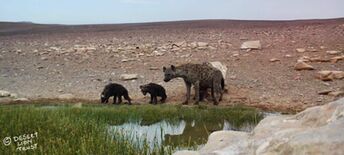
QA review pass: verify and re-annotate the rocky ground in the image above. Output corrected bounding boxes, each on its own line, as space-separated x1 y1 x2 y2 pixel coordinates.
0 19 343 112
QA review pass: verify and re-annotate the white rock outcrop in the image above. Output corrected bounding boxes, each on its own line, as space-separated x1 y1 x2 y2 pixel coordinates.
207 61 228 79
174 98 344 155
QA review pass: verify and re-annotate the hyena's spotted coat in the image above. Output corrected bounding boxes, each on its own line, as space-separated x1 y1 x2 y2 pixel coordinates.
163 63 224 105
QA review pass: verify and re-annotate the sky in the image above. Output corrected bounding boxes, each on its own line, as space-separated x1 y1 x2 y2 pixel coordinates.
0 0 343 25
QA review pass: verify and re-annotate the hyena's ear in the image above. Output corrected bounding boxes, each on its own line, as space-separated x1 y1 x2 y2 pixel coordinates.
171 65 176 71
139 85 143 89
163 66 166 72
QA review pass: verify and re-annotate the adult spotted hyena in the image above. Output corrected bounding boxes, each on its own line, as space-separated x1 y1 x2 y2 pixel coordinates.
163 63 223 105
100 83 131 104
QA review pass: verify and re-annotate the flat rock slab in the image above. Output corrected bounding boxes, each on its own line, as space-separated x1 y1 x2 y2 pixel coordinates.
240 40 262 50
120 74 139 80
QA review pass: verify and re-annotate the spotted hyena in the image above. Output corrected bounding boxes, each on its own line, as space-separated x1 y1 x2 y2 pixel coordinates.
197 62 225 101
140 83 167 104
163 63 224 105
101 83 131 104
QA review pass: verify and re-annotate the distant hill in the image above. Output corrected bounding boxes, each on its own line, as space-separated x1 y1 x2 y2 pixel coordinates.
0 18 343 36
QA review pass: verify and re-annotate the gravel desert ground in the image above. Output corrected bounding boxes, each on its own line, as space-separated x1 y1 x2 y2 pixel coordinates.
0 18 343 112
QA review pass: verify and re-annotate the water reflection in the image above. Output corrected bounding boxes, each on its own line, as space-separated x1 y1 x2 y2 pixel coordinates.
108 119 256 149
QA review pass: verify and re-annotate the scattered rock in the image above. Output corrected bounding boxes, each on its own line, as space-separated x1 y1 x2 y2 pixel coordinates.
10 93 18 98
285 54 292 58
120 74 138 80
269 58 280 62
309 57 331 62
149 67 159 70
197 42 209 47
308 48 318 52
294 61 314 70
240 40 262 50
0 90 11 97
318 90 332 95
189 42 198 48
297 56 310 62
328 91 344 97
41 57 48 61
58 93 75 100
121 58 136 62
296 48 306 53
152 50 164 56
14 98 29 102
331 55 344 63
180 54 191 58
326 50 342 55
37 66 44 70
317 71 344 81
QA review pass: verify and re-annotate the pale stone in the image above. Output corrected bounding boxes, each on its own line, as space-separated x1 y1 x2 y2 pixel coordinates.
197 42 209 47
14 98 29 102
240 40 262 50
58 93 75 100
296 48 306 53
326 50 342 55
0 90 10 97
120 74 138 80
269 58 280 62
294 61 314 70
317 71 344 81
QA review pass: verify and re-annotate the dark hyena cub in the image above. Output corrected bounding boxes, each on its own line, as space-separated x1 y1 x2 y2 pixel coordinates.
140 83 167 104
101 83 131 104
163 63 224 105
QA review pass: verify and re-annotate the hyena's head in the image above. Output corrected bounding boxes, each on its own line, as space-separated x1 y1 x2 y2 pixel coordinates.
100 92 107 103
163 65 177 82
139 85 149 95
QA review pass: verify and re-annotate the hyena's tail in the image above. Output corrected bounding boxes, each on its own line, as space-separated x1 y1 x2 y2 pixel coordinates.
221 78 229 93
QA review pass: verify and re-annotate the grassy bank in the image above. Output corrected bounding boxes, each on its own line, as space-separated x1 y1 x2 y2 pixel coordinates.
0 103 263 154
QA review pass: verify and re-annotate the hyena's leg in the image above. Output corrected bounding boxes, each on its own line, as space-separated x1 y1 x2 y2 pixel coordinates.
117 96 122 104
123 94 131 105
113 96 117 104
212 80 219 105
149 95 153 104
194 81 200 105
160 94 167 103
153 96 158 104
183 81 192 105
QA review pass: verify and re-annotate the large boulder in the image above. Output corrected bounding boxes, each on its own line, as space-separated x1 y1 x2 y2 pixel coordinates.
207 61 228 79
174 98 344 155
0 90 11 97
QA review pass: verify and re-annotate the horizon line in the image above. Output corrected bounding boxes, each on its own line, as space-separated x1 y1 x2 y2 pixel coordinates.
1 17 343 26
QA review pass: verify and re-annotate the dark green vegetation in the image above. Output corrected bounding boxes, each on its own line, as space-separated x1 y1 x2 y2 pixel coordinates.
0 103 263 155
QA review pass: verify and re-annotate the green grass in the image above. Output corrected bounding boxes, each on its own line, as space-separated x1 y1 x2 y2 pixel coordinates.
0 103 263 155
